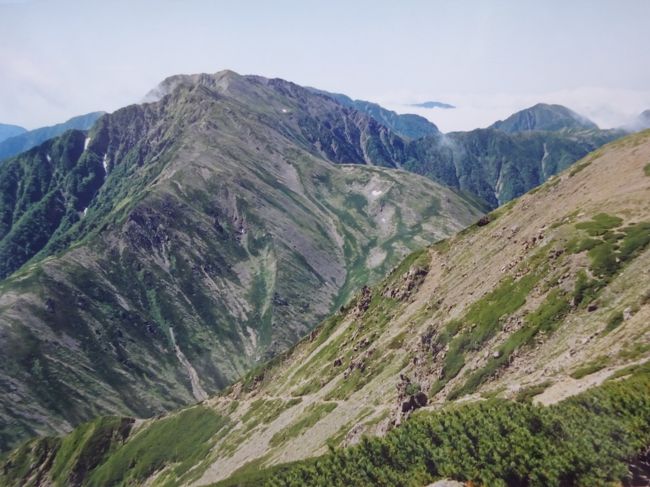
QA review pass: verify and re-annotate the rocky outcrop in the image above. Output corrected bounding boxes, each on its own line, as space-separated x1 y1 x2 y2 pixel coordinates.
383 265 429 301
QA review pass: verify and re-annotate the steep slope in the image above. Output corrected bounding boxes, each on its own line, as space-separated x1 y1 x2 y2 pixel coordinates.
406 127 622 206
490 103 598 133
5 130 648 487
292 92 623 208
240 87 622 208
0 112 104 162
0 71 482 450
0 124 26 144
0 130 106 279
307 89 440 140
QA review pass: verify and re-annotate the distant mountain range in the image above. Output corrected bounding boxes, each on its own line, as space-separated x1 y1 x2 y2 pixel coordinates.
0 124 27 144
0 112 104 162
409 100 456 109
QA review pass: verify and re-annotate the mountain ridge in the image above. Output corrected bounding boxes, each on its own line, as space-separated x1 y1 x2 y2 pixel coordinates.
0 70 637 453
0 112 105 162
306 87 440 140
0 70 483 451
2 127 648 487
0 124 27 144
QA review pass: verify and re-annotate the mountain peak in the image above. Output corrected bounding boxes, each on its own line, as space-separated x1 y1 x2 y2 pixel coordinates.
490 103 598 133
143 70 246 102
0 124 27 144
0 112 104 161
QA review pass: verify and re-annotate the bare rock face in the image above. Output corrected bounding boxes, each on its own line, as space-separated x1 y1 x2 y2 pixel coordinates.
396 374 429 417
353 286 373 317
476 215 491 227
383 265 429 301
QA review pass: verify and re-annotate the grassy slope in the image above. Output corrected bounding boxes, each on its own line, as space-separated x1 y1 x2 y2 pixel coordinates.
215 366 650 486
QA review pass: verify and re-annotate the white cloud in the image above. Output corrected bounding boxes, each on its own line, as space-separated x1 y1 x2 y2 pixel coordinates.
375 87 650 133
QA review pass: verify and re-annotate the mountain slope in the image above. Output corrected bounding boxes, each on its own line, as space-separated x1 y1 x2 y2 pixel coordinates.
0 71 482 451
307 89 440 140
234 86 622 208
0 124 26 144
0 112 104 162
406 127 622 206
4 130 648 487
490 103 598 133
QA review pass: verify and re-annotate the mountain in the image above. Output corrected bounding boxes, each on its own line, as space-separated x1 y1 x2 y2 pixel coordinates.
305 95 622 207
0 71 633 454
409 101 455 109
3 129 648 486
0 124 26 144
405 126 622 207
308 88 440 140
0 112 105 162
0 71 483 451
490 103 599 133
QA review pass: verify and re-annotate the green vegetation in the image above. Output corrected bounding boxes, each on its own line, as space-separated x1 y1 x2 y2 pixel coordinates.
86 407 228 486
0 437 63 486
570 356 609 379
568 159 592 176
572 270 602 307
240 398 302 432
289 249 430 401
387 331 407 350
449 289 570 399
607 360 650 381
575 213 623 236
269 402 338 447
430 269 541 395
214 370 650 487
644 163 650 176
0 416 132 487
405 382 422 397
325 351 394 401
570 215 650 280
49 416 133 485
619 342 650 361
604 311 624 334
515 381 553 403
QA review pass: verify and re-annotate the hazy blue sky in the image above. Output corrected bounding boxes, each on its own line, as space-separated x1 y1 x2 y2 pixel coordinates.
1 0 649 131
